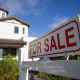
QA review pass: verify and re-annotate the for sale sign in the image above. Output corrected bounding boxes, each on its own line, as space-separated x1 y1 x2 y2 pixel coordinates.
29 15 80 58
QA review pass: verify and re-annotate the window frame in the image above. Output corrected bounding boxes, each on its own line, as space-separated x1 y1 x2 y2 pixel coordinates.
23 27 25 34
14 26 19 34
2 13 5 18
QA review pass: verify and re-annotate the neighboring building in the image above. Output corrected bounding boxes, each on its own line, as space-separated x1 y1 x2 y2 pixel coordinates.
0 7 37 61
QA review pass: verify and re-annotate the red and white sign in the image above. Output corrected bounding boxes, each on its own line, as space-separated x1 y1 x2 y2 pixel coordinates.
29 15 80 58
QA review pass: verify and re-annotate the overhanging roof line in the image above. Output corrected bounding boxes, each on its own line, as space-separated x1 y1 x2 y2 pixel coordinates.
0 39 27 48
0 16 30 27
0 7 9 14
0 42 26 45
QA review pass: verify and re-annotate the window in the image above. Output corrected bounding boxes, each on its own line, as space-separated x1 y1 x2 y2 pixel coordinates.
0 48 16 58
3 48 16 57
0 49 3 58
23 27 25 34
14 27 19 34
2 13 5 18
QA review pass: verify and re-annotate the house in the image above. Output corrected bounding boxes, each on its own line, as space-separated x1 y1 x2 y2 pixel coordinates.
0 7 37 61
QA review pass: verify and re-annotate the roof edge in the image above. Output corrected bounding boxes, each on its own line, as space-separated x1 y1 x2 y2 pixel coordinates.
0 7 9 14
0 16 30 27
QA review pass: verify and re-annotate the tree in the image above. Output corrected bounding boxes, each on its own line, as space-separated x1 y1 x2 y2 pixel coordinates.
0 54 19 80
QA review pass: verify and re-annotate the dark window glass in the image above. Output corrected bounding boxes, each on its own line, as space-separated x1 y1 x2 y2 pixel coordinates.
0 48 16 58
14 27 19 33
0 49 3 58
23 28 25 34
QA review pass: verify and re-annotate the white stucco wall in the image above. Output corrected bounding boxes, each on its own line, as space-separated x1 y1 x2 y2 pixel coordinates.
18 37 40 62
0 20 28 40
18 37 40 80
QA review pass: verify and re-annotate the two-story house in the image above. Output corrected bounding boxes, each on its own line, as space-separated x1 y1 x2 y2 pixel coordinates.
0 7 36 61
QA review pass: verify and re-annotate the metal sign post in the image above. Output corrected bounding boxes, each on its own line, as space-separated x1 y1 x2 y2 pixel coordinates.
64 50 69 60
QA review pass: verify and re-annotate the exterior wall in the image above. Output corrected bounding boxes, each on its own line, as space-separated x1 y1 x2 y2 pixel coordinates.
18 37 40 80
0 20 28 40
18 37 40 62
0 19 28 60
24 37 40 61
0 10 7 18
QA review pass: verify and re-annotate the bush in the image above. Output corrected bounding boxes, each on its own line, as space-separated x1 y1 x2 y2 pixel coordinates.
37 72 70 80
0 54 19 80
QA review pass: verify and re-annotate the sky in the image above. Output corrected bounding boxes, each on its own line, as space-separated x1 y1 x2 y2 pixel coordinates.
0 0 80 37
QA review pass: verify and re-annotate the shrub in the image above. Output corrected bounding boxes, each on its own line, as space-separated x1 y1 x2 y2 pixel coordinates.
0 54 19 80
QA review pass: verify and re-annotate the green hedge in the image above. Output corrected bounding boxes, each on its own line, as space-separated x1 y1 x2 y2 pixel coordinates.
0 54 19 80
37 72 70 80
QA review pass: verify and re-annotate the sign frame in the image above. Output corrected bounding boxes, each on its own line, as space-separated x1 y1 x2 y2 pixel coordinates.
29 15 80 58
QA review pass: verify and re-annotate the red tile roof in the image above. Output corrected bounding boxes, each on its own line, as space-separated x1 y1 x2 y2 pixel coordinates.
0 16 30 27
0 7 9 14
